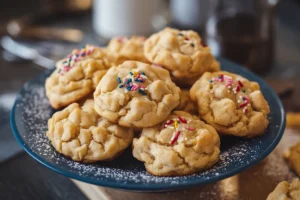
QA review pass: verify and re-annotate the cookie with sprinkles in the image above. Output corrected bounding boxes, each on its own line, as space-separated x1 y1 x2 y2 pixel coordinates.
93 61 180 128
190 71 270 138
46 45 117 109
107 36 149 64
132 111 220 176
144 27 220 87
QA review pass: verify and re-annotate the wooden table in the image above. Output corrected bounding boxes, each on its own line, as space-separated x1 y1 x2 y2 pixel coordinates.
73 128 299 200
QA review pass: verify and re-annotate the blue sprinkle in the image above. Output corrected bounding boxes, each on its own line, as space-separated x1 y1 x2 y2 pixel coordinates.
135 79 143 83
141 72 145 75
119 85 124 88
130 72 133 75
138 88 146 95
127 86 132 91
117 77 121 83
81 53 85 56
127 78 132 84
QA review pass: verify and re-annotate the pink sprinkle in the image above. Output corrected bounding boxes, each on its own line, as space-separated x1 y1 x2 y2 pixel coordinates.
131 85 139 91
117 37 125 43
63 66 71 72
226 83 232 87
187 127 195 131
153 64 163 68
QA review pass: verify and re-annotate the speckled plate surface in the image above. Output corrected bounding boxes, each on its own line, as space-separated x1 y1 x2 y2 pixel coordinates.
10 58 285 192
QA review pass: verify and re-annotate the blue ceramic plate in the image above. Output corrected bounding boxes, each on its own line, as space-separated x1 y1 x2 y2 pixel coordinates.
11 58 285 192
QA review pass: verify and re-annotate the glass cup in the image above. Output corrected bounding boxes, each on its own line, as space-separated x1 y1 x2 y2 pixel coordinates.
205 0 280 74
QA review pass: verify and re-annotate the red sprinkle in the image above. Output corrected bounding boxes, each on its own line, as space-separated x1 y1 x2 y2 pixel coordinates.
170 131 181 145
164 120 174 128
240 103 248 108
178 116 187 123
184 37 189 40
236 85 240 92
200 40 207 47
238 80 244 87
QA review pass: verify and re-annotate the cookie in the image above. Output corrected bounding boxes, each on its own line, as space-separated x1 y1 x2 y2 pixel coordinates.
132 111 220 176
46 99 134 163
190 71 270 138
175 89 198 115
94 61 180 128
267 179 300 200
46 45 116 109
107 36 148 64
144 27 220 87
284 142 300 176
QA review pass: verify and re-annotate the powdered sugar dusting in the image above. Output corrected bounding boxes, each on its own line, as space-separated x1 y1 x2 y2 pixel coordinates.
12 71 282 190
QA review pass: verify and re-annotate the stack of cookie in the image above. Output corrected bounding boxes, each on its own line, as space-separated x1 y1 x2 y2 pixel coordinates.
45 27 270 176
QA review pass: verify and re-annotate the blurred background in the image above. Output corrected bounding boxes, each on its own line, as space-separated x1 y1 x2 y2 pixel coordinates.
0 0 300 199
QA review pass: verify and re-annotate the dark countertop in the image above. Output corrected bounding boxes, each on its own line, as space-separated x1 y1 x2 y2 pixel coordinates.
0 0 300 199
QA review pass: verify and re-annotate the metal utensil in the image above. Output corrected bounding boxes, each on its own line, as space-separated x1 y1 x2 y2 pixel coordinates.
1 36 55 69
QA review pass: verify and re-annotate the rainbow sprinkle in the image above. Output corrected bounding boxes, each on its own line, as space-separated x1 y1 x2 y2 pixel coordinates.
209 74 251 113
210 74 246 94
117 71 147 95
163 116 195 145
58 46 95 75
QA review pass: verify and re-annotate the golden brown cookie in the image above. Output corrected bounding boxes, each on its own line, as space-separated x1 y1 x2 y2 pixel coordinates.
144 27 220 87
132 111 220 176
46 45 116 109
284 142 300 176
107 36 148 64
94 61 180 128
190 71 270 138
175 89 198 115
267 179 300 200
46 99 134 163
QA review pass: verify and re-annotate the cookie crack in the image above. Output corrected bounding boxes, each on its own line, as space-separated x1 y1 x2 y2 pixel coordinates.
172 148 192 168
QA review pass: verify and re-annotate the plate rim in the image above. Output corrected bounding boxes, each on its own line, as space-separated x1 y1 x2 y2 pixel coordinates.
10 58 286 191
